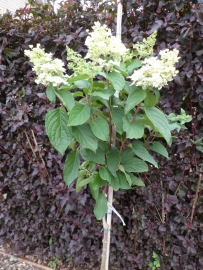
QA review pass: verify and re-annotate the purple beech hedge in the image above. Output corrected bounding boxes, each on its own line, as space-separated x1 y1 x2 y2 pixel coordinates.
0 1 203 269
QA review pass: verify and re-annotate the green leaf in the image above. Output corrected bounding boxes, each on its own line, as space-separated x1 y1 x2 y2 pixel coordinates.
89 182 99 200
49 237 53 245
68 104 90 126
144 106 171 144
112 96 125 106
80 148 105 165
127 59 142 74
94 193 108 220
74 80 91 89
63 150 80 185
132 141 158 167
154 261 160 267
149 141 169 159
72 124 98 152
88 161 96 170
73 91 84 97
56 89 75 111
123 81 131 93
58 84 75 91
109 175 120 191
118 165 132 186
68 74 90 83
148 262 154 268
3 48 14 58
76 176 94 190
117 172 131 190
99 167 112 182
45 108 72 155
92 109 106 120
152 251 158 259
154 89 160 104
124 81 137 94
91 173 107 190
123 116 144 139
106 148 120 176
125 87 146 114
113 63 129 77
136 116 154 127
129 174 145 186
78 169 87 178
105 71 125 92
46 83 56 103
90 89 115 100
91 95 109 108
144 91 158 106
111 107 124 134
92 81 106 90
121 148 135 163
99 167 119 190
196 145 203 152
89 118 109 141
121 157 148 173
75 170 88 193
98 142 109 154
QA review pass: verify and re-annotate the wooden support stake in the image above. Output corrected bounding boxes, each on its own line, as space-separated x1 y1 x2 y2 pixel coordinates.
101 1 123 269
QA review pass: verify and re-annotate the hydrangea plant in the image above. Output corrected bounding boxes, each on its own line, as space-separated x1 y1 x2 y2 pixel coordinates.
25 21 181 269
24 19 181 222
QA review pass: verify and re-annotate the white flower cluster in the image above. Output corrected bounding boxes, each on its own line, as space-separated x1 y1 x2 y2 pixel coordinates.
24 44 68 87
66 22 130 76
133 31 157 59
85 22 129 66
66 22 132 76
66 22 157 76
25 23 179 91
66 46 102 76
129 49 180 89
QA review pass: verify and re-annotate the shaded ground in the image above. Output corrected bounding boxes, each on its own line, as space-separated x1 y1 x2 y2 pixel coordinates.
0 240 121 270
0 250 95 270
0 243 94 270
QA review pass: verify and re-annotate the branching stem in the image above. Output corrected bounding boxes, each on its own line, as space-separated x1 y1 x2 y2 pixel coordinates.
108 100 112 148
131 102 142 123
190 173 202 224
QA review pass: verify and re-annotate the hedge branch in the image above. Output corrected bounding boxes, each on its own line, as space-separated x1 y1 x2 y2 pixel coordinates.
31 129 49 177
161 180 166 223
24 130 40 163
190 173 202 224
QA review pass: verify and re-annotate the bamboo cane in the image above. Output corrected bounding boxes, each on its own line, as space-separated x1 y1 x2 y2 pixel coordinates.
100 2 123 270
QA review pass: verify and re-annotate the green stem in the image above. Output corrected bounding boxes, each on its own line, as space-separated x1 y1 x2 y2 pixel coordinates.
131 102 142 123
108 100 112 147
144 131 157 148
90 77 93 93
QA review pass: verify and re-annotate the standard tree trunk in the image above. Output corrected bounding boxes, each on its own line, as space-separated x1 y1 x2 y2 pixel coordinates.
100 2 123 270
100 186 113 270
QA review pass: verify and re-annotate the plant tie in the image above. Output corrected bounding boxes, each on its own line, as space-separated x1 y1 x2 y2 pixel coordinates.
107 202 126 226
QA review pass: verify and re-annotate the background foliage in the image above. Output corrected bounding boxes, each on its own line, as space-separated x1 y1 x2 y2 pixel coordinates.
0 0 203 269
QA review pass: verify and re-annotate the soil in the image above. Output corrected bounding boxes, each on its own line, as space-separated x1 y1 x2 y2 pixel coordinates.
0 240 120 270
0 241 94 270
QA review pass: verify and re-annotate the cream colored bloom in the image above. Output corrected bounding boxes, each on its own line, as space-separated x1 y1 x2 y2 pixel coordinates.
129 49 180 89
133 31 157 59
66 22 130 76
85 22 128 63
25 44 68 87
26 24 179 91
